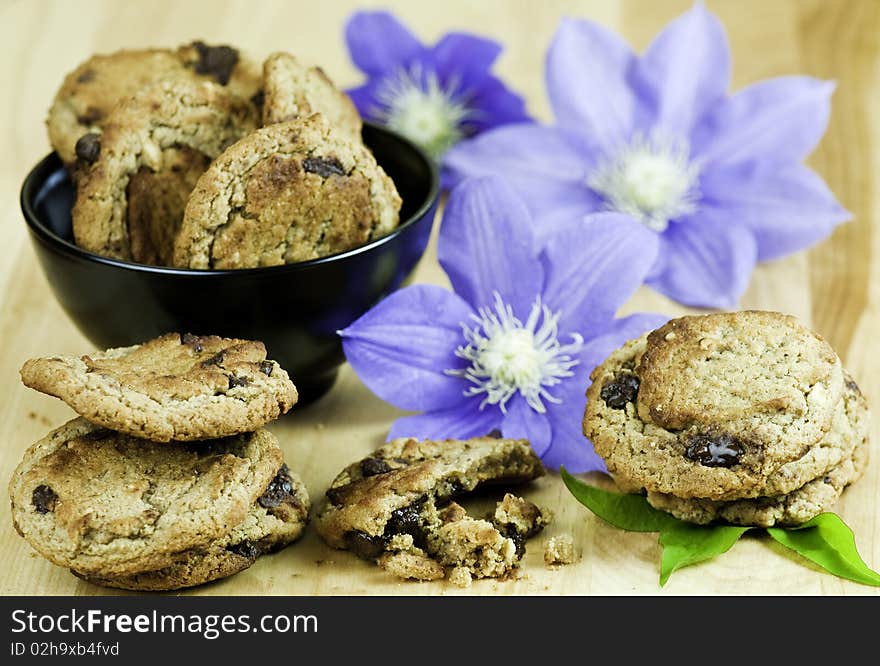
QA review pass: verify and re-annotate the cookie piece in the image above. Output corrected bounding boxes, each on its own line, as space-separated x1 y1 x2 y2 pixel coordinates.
315 437 545 582
71 78 258 262
20 333 298 442
584 312 845 500
9 419 282 576
261 52 361 138
646 378 871 526
173 114 401 269
47 42 261 165
73 464 310 590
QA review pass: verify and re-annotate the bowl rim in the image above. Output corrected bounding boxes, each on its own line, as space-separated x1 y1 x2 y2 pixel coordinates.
20 121 440 277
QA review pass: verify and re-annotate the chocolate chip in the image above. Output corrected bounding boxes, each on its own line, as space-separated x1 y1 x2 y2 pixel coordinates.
179 333 203 353
226 540 259 559
32 485 58 514
74 133 101 164
501 525 527 559
76 107 103 125
600 373 640 409
360 457 392 477
259 361 274 376
384 500 427 549
192 41 239 85
684 433 745 468
250 90 264 110
228 375 249 389
344 531 387 561
257 464 293 508
76 69 95 83
303 156 346 178
824 475 833 484
486 429 503 438
201 351 225 368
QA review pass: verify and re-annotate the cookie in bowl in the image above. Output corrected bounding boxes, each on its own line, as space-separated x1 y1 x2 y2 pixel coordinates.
70 78 258 263
583 311 869 527
46 42 261 167
260 51 362 138
173 113 402 268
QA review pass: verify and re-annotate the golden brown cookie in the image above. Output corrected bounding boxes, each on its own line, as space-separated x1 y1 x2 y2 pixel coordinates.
71 78 258 263
20 333 298 442
172 114 401 269
584 312 846 501
9 419 283 577
315 437 546 582
261 51 361 138
47 42 261 165
73 464 310 590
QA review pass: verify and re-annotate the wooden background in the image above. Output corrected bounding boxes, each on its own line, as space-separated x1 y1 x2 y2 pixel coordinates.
1 0 878 596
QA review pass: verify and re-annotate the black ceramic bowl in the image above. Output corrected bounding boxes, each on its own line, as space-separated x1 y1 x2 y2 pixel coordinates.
21 122 439 404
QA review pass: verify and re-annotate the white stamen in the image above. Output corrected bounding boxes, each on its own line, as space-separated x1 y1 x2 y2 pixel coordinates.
588 132 701 232
373 64 472 159
446 293 583 414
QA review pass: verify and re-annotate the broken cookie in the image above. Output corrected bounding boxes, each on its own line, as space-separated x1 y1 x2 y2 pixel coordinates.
315 436 546 583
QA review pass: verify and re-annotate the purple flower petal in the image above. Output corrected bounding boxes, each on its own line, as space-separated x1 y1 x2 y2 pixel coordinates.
340 285 473 411
444 123 596 215
540 371 606 473
647 214 758 309
694 77 835 166
345 11 426 77
700 163 850 261
438 176 544 313
345 82 377 119
634 3 730 136
431 32 501 92
462 75 531 134
546 18 637 150
501 397 552 457
540 213 659 334
388 402 500 441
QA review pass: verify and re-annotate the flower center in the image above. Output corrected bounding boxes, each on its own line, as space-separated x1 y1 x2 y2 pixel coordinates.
587 133 701 232
446 293 583 414
373 65 471 159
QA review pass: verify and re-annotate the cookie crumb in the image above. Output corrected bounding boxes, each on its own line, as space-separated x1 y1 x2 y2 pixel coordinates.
379 551 445 581
544 534 579 566
448 566 472 588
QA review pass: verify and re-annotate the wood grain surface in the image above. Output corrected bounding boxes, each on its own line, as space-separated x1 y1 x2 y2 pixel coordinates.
1 0 878 596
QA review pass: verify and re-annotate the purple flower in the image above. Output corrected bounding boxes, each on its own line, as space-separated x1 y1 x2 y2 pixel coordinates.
344 10 530 185
340 176 667 472
445 3 849 309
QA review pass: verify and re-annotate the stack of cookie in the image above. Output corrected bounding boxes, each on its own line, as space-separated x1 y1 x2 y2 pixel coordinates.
47 42 401 269
9 333 310 590
584 311 871 527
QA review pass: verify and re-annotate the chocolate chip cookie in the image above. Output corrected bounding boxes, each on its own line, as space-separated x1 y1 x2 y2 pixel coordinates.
315 437 546 582
47 42 261 165
645 377 870 526
73 464 310 590
20 333 298 442
261 51 361 138
9 418 283 577
172 113 401 269
71 78 258 263
584 311 845 501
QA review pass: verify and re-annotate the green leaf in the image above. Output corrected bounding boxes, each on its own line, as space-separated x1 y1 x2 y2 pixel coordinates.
767 513 880 586
560 467 679 532
659 522 749 586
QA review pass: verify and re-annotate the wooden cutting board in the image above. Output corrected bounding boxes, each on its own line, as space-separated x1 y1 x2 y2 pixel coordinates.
1 0 877 596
